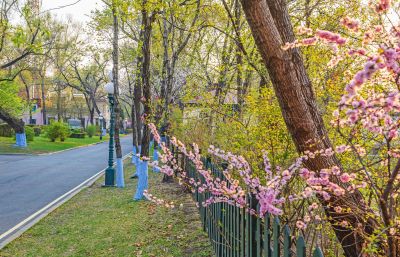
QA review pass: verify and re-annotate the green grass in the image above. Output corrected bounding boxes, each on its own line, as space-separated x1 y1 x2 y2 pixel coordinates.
0 161 213 257
0 135 110 154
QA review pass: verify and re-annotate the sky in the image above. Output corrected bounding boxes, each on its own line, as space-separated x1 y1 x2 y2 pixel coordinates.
41 0 103 23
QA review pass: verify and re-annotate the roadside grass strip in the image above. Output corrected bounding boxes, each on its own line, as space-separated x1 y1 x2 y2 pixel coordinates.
0 135 110 155
0 160 213 257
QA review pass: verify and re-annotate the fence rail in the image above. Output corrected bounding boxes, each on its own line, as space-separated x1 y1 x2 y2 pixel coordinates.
168 141 324 257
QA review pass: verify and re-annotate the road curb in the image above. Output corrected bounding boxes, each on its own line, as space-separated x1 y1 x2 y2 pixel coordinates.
0 153 132 250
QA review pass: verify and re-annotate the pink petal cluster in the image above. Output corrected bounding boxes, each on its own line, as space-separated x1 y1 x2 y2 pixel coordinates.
316 30 347 45
375 0 391 13
341 17 359 31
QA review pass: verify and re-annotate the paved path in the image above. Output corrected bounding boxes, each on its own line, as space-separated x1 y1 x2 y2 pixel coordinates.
0 136 132 236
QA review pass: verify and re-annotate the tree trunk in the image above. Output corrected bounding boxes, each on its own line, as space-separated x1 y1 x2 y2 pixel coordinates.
57 85 62 122
131 102 138 150
140 2 153 158
240 0 379 256
40 72 47 125
234 0 244 117
0 107 24 133
134 23 144 150
89 108 94 125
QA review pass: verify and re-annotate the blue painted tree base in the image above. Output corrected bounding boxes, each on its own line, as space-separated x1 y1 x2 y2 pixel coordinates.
14 133 27 148
134 160 148 201
116 158 125 188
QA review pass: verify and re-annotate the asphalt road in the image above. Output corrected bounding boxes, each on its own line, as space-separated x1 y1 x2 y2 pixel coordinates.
0 136 132 235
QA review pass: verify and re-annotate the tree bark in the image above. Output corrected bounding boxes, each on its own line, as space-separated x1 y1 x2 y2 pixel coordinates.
134 20 145 151
240 1 379 256
0 107 24 133
140 1 154 158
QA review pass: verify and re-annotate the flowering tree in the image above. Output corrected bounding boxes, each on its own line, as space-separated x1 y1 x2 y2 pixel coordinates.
146 1 400 256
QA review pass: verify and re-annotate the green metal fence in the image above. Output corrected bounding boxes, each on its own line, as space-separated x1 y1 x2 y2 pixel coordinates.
169 142 324 257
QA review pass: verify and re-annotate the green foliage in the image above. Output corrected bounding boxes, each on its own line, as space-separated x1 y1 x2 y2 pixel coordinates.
0 80 25 117
27 125 43 136
25 126 34 142
70 132 86 139
44 122 70 142
33 127 41 136
86 125 97 138
171 88 297 174
0 124 14 137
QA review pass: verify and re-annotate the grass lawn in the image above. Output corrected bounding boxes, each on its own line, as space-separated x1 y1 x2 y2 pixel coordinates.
0 160 213 257
0 135 110 154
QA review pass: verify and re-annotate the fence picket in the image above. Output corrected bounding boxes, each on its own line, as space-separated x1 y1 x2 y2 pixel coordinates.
256 204 261 257
165 139 325 257
273 217 280 257
296 236 306 257
313 247 324 257
264 213 272 257
284 225 291 257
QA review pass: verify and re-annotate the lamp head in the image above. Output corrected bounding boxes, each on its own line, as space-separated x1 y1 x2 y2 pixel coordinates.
104 82 114 94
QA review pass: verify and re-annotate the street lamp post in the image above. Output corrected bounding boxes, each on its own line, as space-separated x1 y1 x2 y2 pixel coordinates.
104 82 116 187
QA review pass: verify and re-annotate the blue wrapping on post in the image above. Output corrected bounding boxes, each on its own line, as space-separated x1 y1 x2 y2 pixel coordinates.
134 160 148 200
15 133 27 147
161 136 166 144
153 148 160 172
116 158 125 188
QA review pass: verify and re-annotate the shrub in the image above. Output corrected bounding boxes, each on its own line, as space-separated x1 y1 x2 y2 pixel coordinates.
33 127 41 136
0 124 14 137
44 122 70 142
25 126 34 142
70 133 86 139
71 128 84 133
86 125 97 138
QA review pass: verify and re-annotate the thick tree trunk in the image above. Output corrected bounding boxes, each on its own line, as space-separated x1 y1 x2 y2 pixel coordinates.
140 3 153 158
89 108 94 125
0 107 24 133
240 1 379 256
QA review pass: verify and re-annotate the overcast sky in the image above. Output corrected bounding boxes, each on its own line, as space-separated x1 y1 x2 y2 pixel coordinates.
41 0 103 23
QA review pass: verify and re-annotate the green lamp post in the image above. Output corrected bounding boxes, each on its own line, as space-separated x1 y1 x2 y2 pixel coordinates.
104 81 116 187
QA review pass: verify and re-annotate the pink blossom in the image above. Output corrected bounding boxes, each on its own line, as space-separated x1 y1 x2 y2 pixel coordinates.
340 173 351 183
341 17 359 31
296 220 307 230
375 0 391 13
